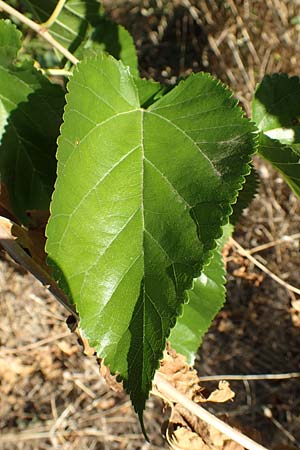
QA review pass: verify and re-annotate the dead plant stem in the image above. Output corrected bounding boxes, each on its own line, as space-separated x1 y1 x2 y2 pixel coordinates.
0 216 78 319
230 237 300 296
200 372 300 382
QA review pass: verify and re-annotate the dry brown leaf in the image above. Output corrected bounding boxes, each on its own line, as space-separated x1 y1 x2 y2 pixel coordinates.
158 345 243 450
159 344 235 404
99 359 124 393
167 407 245 450
159 343 205 402
206 381 235 403
74 328 96 357
74 327 123 393
168 427 209 450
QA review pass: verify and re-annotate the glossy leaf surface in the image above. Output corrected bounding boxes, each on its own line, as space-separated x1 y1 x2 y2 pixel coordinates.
253 74 300 198
46 54 255 418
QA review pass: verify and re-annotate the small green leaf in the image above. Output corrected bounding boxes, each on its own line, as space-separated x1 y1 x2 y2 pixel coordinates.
0 20 65 223
0 19 21 65
252 74 300 197
86 17 138 77
169 224 233 365
134 77 167 108
258 133 300 197
46 54 255 419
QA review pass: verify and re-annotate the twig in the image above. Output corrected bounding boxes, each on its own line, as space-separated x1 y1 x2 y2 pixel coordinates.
199 372 300 382
41 0 66 29
248 233 300 255
230 237 300 296
153 372 268 450
0 0 79 65
43 68 73 77
263 407 299 446
0 216 78 319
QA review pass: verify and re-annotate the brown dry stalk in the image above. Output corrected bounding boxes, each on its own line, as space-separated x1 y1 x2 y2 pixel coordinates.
199 372 300 382
0 216 78 319
230 237 300 296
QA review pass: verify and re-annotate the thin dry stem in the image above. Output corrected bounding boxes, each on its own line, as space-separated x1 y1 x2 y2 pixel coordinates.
200 372 300 382
230 237 300 296
0 216 78 319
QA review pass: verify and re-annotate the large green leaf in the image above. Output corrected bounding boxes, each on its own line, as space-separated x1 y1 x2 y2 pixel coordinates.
169 224 233 365
0 19 65 223
252 74 300 198
46 53 255 419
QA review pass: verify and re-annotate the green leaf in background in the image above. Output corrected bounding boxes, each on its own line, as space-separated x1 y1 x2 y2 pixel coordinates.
86 17 138 77
0 19 21 141
252 74 300 198
134 77 167 108
0 18 21 65
169 223 233 365
18 0 139 75
46 53 255 420
0 19 65 223
0 99 8 142
20 0 103 54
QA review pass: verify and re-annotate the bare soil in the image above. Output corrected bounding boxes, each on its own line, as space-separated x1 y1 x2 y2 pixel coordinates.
1 1 300 449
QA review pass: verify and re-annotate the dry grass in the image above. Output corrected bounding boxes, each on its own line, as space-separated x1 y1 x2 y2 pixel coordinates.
1 1 300 449
0 257 166 449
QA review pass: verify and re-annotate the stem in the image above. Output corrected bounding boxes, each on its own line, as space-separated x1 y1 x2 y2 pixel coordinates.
153 372 268 450
0 0 79 65
199 372 300 382
230 237 300 296
43 68 73 77
41 0 66 29
0 216 78 320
